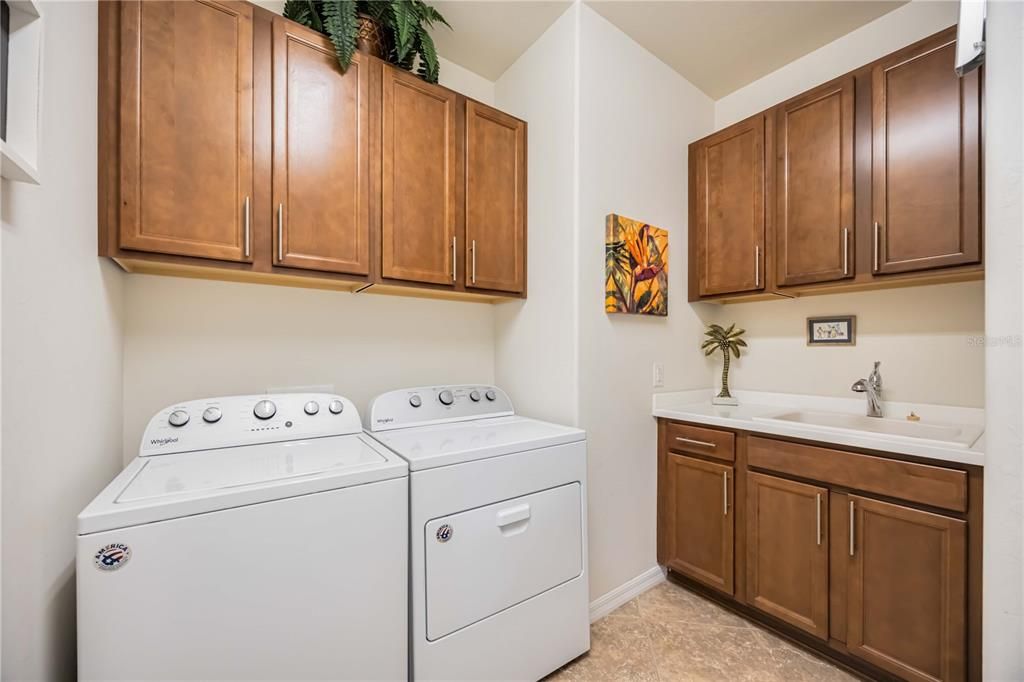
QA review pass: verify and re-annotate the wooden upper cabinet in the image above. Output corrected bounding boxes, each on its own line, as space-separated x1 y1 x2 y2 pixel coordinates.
119 0 254 262
381 67 458 286
692 115 766 297
776 77 854 286
847 495 966 682
872 29 981 275
465 101 526 294
270 17 369 275
661 453 734 595
746 472 829 639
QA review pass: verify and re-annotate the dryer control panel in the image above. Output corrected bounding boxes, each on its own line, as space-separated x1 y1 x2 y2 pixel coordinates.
366 385 514 432
139 393 362 457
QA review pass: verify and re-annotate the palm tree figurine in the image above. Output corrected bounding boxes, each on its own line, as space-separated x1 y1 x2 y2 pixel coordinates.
702 323 747 406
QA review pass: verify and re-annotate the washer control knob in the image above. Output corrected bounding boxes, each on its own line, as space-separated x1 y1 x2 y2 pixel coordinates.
253 400 277 420
439 390 455 406
202 407 222 424
328 399 344 415
485 389 497 401
168 410 190 427
409 394 423 408
469 390 481 402
304 401 320 416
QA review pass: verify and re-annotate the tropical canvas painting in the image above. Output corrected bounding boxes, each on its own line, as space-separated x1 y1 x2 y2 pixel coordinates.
605 214 668 316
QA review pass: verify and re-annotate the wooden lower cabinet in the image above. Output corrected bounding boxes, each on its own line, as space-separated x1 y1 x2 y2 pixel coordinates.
848 495 967 682
745 472 829 639
657 420 979 681
660 453 734 595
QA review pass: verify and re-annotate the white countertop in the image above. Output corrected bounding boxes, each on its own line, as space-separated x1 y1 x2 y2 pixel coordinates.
653 389 985 467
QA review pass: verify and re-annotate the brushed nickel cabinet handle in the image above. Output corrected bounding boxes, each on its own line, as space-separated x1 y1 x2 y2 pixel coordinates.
452 236 457 281
849 499 855 557
471 239 477 284
277 204 284 263
843 228 849 275
722 471 728 516
243 196 251 258
873 222 880 272
676 436 716 449
816 493 822 546
754 245 761 287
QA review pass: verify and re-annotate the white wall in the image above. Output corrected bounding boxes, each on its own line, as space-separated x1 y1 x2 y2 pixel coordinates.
982 0 1024 678
122 277 495 458
1 3 125 679
715 0 959 129
493 5 580 427
577 6 714 599
706 0 983 408
439 56 495 104
706 282 985 406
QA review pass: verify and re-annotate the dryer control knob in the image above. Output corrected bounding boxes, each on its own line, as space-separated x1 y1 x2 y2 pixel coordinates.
469 390 481 402
304 401 320 416
409 395 423 408
202 407 222 424
485 389 497 401
168 410 190 427
253 400 277 420
439 390 454 406
328 399 344 415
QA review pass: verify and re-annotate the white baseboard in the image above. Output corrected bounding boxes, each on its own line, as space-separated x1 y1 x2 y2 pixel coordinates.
588 565 666 623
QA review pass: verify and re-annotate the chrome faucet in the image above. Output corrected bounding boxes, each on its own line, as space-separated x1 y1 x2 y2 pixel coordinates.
851 361 883 417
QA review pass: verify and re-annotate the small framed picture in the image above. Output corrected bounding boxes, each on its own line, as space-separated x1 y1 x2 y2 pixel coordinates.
807 316 856 346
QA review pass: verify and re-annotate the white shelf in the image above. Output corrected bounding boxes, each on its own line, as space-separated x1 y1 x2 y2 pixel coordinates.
1 140 39 184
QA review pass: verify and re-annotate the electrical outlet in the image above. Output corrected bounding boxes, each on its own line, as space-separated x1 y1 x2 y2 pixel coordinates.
652 363 664 388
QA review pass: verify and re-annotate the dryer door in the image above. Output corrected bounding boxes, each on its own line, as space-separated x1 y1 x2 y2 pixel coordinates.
424 482 583 640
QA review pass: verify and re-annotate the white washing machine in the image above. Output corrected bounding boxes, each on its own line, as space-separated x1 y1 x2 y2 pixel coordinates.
366 385 590 681
77 393 408 681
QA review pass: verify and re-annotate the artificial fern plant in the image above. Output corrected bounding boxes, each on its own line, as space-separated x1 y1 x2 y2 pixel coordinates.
283 0 451 83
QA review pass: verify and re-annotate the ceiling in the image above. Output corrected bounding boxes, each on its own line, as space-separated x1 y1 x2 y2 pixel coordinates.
433 0 909 99
586 1 908 98
431 1 574 81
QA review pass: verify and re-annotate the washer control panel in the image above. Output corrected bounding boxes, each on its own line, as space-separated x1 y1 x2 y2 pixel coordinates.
139 393 361 457
366 385 514 431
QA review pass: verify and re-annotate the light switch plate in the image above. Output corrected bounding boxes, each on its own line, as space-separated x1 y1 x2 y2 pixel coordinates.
652 363 664 388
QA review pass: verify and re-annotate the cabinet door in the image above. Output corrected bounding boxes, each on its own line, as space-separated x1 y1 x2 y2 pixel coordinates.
662 453 734 595
872 30 981 275
692 115 765 297
119 0 253 262
746 472 829 639
465 101 526 293
848 495 966 682
271 18 369 275
776 77 854 286
381 67 458 285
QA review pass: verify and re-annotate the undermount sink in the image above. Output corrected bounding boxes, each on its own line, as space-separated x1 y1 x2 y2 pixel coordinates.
752 410 983 449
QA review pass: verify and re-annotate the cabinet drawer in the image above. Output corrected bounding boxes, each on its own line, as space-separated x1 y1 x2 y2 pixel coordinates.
666 422 735 462
748 437 967 512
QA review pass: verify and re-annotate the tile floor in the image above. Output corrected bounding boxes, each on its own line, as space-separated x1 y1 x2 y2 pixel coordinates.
547 581 858 681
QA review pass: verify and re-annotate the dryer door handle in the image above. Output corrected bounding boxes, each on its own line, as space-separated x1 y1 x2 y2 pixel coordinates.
496 504 531 528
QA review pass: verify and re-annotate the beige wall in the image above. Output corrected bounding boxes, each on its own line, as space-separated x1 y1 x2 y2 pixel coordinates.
707 0 983 408
576 6 715 599
493 5 580 427
122 276 495 459
1 3 126 679
706 282 985 406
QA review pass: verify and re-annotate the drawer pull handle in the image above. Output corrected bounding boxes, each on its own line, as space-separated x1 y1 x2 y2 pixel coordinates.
243 195 251 258
849 499 855 557
676 436 716 449
842 228 849 275
722 471 729 516
277 203 284 263
816 493 822 546
451 236 457 281
496 504 531 528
